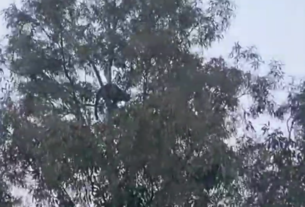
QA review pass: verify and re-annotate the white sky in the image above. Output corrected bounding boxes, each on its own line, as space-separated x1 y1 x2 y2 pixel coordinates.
207 0 305 141
0 0 304 205
210 0 305 78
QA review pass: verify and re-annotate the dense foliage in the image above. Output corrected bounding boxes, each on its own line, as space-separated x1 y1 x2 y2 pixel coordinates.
0 0 304 206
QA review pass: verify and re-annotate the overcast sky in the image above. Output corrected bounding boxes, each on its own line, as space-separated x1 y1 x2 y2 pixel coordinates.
210 0 305 77
208 0 305 140
0 0 304 204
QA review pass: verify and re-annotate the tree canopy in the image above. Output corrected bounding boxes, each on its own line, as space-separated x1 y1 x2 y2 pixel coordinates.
0 0 304 206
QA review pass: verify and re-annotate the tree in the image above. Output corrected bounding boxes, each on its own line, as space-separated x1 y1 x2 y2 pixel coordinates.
0 69 22 206
237 78 305 206
0 0 289 206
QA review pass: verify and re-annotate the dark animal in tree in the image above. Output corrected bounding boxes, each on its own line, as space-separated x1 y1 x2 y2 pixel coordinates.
94 83 131 120
192 164 223 191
